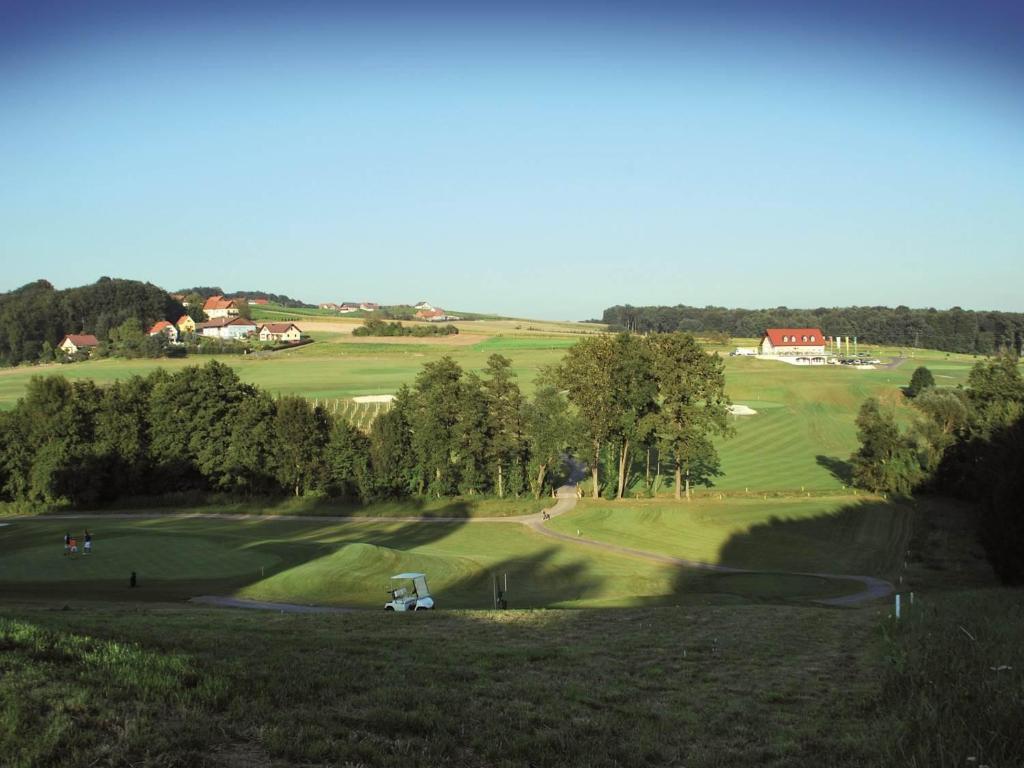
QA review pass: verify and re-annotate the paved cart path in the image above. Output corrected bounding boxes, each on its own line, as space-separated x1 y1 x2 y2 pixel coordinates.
27 477 893 610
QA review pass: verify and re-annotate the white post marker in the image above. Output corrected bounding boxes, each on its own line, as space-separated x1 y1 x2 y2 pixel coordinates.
895 593 901 620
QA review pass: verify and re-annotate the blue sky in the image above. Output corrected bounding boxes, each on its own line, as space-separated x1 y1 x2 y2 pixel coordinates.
1 1 1022 319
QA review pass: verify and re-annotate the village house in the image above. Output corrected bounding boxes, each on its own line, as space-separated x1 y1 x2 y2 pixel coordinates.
176 315 196 334
338 303 360 313
319 302 340 311
202 295 240 319
147 320 179 342
258 323 303 343
759 328 827 363
414 301 433 311
251 298 269 305
197 316 258 340
59 334 99 356
360 302 380 311
414 308 461 323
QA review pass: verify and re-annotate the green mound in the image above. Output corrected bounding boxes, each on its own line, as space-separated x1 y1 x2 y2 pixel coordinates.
0 535 280 583
238 542 481 606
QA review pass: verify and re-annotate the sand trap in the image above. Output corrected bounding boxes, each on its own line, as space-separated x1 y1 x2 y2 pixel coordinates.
728 404 758 416
854 365 877 370
353 395 396 404
0 522 9 527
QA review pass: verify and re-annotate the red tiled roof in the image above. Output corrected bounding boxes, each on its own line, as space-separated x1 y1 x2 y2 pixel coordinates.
176 315 192 326
763 328 824 346
148 320 173 335
61 334 99 347
415 309 445 319
198 317 257 329
260 323 299 333
252 298 269 305
202 295 236 311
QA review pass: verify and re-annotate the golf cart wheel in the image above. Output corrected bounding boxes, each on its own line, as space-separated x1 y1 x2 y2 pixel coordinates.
385 605 395 611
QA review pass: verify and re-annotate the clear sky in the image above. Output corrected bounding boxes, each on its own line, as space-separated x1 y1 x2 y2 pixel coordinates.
1 1 1022 319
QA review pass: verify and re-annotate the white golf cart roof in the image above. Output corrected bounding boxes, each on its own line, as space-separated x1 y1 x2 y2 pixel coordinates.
390 572 426 580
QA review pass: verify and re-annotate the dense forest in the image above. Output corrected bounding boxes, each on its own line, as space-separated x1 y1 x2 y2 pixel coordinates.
849 355 1024 582
0 333 728 508
175 287 312 308
0 279 184 366
601 304 1024 355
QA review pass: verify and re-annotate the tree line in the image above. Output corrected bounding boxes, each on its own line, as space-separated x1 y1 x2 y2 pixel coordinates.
601 304 1024 355
175 287 312 309
0 332 731 508
352 318 459 337
849 356 1024 582
0 278 185 366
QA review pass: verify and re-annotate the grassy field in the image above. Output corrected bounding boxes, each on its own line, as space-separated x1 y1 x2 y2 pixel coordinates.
2 333 1019 766
3 500 1019 768
0 602 890 768
550 495 916 579
0 502 872 609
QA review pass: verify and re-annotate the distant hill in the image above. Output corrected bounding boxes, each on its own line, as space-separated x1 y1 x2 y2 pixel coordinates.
0 278 184 365
601 304 1024 355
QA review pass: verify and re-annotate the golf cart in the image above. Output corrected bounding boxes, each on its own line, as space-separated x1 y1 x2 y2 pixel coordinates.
384 572 434 611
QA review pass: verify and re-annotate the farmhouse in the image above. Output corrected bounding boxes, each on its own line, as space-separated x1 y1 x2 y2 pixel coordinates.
58 334 99 355
760 328 827 363
338 303 361 313
147 320 179 342
319 302 339 311
197 317 258 340
176 315 196 334
251 298 269 305
258 323 302 343
414 301 433 310
360 302 380 311
202 295 240 319
414 308 446 322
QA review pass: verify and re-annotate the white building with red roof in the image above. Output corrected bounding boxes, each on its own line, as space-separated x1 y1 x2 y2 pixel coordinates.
202 295 240 319
197 316 258 340
58 334 100 355
147 320 179 342
759 328 826 360
258 323 302 343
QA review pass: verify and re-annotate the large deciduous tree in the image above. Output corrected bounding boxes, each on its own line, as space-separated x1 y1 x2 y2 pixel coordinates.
274 396 330 496
410 357 464 497
526 384 577 498
850 398 921 495
482 354 526 498
556 335 626 498
648 333 731 499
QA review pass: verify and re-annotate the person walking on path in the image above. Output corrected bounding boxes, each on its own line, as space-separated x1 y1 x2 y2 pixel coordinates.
84 530 92 555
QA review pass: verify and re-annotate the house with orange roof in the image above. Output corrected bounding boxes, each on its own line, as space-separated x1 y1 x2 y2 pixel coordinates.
176 315 196 335
148 320 179 342
202 295 240 319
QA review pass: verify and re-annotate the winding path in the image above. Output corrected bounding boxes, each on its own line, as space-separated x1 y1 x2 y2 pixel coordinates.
34 475 893 610
528 485 893 607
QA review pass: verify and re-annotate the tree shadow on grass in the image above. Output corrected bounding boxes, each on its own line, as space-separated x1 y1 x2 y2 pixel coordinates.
709 499 912 579
816 455 853 485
